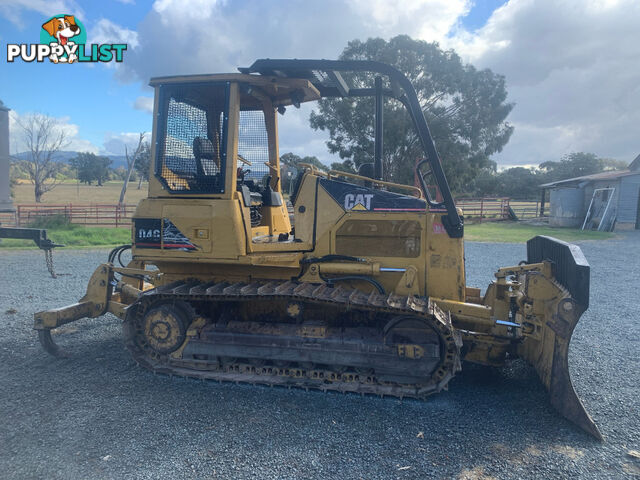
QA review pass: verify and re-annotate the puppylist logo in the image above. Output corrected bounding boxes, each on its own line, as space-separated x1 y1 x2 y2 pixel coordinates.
7 15 127 64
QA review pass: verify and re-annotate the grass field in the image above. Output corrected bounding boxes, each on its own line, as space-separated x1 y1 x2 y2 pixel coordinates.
0 216 131 248
1 219 613 249
12 180 149 205
0 225 131 249
464 221 614 243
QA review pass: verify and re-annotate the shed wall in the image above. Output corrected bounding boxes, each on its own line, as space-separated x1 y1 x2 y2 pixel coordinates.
617 173 640 227
549 187 584 227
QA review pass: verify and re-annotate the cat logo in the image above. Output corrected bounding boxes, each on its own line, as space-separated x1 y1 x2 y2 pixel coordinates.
344 193 374 211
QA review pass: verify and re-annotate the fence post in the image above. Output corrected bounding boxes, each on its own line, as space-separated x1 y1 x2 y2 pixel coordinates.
480 198 484 223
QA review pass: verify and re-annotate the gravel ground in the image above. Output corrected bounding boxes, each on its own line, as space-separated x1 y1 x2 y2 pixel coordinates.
0 233 639 479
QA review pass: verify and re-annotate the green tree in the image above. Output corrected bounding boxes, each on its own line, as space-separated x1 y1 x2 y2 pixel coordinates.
330 159 356 174
94 156 112 185
110 166 129 182
470 152 627 200
309 35 514 192
280 152 326 171
496 167 542 200
70 153 92 185
466 164 498 198
540 152 601 182
540 152 627 183
70 152 112 186
279 152 327 192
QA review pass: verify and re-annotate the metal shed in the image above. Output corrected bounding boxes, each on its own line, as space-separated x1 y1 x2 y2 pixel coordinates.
540 154 640 231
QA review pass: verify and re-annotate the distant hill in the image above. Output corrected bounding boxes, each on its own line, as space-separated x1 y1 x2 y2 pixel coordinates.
12 151 128 168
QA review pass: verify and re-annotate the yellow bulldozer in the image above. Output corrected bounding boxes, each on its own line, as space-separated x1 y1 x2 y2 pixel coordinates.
35 59 600 439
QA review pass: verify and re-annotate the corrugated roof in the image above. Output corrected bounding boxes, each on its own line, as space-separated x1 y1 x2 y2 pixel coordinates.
540 169 640 188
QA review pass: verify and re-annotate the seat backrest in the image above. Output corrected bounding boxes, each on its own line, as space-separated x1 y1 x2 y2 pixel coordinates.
193 137 220 176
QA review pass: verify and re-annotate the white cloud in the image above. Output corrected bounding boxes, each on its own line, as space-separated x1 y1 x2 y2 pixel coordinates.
90 18 139 48
447 0 640 165
116 0 468 83
349 0 470 41
102 132 147 156
0 0 84 28
112 0 467 164
152 0 226 20
10 0 634 171
133 96 154 114
8 110 99 155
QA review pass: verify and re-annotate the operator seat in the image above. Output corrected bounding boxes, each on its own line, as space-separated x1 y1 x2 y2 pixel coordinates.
193 137 221 177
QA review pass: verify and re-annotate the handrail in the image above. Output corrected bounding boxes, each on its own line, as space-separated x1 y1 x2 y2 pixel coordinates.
298 163 329 178
327 170 423 198
243 59 463 237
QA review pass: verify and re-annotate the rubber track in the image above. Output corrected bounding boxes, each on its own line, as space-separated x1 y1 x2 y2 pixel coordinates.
123 279 462 398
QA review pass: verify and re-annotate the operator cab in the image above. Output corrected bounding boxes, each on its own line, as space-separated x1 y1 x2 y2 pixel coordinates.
148 73 320 244
146 60 464 256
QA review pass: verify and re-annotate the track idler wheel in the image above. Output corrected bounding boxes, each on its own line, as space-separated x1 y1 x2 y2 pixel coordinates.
382 314 461 391
137 301 191 357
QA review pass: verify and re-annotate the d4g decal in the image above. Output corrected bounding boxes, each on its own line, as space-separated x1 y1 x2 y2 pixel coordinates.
134 218 197 250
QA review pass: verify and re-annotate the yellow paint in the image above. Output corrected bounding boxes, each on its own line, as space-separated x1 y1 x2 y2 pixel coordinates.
35 73 596 423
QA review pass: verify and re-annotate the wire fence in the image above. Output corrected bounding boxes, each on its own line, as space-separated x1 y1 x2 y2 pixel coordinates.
0 204 136 228
0 198 542 229
455 198 541 222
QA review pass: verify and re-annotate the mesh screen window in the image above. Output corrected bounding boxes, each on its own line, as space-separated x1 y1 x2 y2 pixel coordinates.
156 84 228 194
237 109 270 187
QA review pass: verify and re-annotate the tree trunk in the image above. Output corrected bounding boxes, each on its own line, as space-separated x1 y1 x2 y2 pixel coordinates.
137 175 143 189
119 167 133 204
35 183 42 203
119 133 145 204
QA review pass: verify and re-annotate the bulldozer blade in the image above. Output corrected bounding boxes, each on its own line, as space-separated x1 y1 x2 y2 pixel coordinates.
38 329 69 358
520 298 602 440
520 236 602 440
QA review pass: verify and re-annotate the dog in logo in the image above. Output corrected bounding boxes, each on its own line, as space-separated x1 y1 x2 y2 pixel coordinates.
41 15 80 63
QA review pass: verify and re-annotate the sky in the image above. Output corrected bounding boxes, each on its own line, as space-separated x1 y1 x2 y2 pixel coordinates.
1 0 638 169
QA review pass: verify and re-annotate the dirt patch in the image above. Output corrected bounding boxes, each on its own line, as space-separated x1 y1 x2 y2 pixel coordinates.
552 445 584 460
622 463 640 475
458 466 497 480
